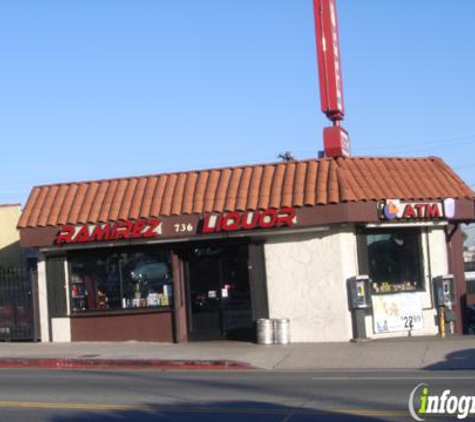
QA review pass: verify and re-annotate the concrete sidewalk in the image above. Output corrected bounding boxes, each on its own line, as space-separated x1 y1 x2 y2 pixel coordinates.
0 336 474 370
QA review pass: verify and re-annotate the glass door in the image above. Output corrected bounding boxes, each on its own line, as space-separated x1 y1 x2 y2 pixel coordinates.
186 244 253 341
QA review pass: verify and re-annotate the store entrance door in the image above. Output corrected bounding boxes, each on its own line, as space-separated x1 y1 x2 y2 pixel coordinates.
186 244 253 341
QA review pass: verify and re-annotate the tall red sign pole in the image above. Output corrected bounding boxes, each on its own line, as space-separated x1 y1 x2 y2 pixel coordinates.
313 0 349 157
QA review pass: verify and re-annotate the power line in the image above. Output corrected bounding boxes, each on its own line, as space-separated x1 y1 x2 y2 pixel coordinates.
358 133 475 151
359 138 475 154
454 163 475 171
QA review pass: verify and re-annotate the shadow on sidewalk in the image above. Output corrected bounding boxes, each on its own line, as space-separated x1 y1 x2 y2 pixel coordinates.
424 348 475 370
48 400 396 422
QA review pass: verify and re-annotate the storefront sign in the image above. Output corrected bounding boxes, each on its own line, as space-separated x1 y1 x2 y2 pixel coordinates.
372 293 424 334
201 207 296 234
55 219 162 245
380 199 456 220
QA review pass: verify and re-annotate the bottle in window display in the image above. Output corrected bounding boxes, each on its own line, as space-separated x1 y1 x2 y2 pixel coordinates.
71 274 87 311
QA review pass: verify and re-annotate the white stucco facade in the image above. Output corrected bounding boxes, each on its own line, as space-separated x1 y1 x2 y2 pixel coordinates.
264 227 356 342
51 318 71 342
264 224 448 343
36 255 50 342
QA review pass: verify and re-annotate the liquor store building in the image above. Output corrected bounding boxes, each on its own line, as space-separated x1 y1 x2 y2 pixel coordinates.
18 156 475 343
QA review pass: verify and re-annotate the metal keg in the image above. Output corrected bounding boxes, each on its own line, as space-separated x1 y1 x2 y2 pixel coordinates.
274 318 290 345
257 318 274 345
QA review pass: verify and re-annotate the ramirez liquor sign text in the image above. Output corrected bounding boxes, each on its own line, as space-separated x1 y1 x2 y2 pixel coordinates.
380 199 456 221
55 219 162 245
201 207 296 233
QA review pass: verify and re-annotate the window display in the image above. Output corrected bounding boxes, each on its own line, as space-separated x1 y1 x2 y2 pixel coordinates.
359 230 424 294
69 249 173 312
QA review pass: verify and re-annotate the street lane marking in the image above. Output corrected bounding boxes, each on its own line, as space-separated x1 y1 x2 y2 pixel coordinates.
312 376 475 381
0 401 144 411
0 401 411 417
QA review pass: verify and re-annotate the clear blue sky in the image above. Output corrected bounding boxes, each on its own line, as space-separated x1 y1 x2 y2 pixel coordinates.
1 0 475 205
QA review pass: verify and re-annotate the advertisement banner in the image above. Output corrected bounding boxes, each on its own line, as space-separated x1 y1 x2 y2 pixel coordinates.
372 293 424 334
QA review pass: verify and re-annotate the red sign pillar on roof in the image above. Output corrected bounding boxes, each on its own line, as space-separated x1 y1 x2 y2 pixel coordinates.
313 0 350 157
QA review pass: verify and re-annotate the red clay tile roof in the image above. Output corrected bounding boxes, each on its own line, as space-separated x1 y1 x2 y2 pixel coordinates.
18 156 475 228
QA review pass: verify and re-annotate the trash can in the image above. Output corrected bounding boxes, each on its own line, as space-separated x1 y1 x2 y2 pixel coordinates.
257 318 274 345
274 318 290 345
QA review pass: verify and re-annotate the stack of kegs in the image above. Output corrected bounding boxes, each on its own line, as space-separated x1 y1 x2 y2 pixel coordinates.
257 318 290 345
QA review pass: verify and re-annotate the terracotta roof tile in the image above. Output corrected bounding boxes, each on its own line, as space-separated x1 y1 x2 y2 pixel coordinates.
149 176 167 218
119 179 138 221
28 186 49 227
109 180 128 221
171 173 187 216
47 184 69 226
77 182 99 224
316 160 329 204
139 177 158 219
18 187 41 228
304 161 317 206
258 165 275 210
225 168 242 212
281 163 295 208
67 184 89 224
160 174 178 217
204 170 220 213
214 168 232 213
182 172 198 215
98 181 117 223
247 166 263 211
88 182 109 223
37 185 58 227
235 167 252 211
269 163 286 209
18 156 475 228
128 178 148 220
193 171 209 214
293 162 307 207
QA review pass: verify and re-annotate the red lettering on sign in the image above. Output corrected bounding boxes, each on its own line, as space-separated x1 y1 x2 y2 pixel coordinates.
55 226 75 245
75 225 91 243
259 209 278 229
54 219 161 245
402 205 416 219
277 207 295 227
200 208 296 234
221 212 241 231
201 215 216 234
414 203 425 218
113 221 132 240
90 224 110 242
241 211 259 230
131 220 146 239
426 204 440 218
143 219 161 238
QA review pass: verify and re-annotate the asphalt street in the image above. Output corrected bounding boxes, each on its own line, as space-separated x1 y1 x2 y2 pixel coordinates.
0 368 474 421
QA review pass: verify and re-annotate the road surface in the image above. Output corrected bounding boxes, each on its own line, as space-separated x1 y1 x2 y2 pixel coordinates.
0 368 473 421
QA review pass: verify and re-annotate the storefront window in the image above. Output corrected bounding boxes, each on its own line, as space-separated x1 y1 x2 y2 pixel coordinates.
69 249 173 312
359 230 424 294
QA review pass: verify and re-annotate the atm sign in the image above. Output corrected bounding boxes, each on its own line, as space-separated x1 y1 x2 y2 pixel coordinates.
380 199 455 220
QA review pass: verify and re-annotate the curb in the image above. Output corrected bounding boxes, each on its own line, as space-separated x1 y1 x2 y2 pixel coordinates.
0 358 255 371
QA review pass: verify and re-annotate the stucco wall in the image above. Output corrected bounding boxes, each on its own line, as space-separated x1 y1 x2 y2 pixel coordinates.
37 254 50 342
0 204 23 268
51 318 71 342
264 227 357 342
